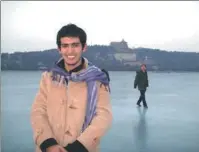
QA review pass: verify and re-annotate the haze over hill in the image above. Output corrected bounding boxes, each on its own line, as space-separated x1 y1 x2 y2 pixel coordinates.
1 40 199 71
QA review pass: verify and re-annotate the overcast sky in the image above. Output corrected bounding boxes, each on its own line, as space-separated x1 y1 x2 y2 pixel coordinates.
1 1 199 53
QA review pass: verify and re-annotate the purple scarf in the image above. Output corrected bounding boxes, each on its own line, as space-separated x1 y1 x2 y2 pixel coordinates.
49 60 110 131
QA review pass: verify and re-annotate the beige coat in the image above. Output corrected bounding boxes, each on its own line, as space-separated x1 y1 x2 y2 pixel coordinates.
30 63 112 152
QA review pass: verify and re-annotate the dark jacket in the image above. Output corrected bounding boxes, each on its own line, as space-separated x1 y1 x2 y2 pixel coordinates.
134 70 149 90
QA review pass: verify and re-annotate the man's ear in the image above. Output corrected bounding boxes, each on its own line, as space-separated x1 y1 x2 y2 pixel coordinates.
82 44 87 53
57 47 61 54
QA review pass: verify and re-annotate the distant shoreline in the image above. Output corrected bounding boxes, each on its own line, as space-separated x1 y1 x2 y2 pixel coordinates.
2 46 199 72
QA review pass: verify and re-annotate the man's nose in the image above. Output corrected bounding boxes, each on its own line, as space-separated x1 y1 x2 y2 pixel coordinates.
67 46 74 53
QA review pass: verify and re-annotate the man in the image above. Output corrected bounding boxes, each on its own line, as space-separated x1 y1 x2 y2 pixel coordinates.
134 64 149 108
31 24 112 152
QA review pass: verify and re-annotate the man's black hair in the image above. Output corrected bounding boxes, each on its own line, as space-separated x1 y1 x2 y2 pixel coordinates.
56 23 87 48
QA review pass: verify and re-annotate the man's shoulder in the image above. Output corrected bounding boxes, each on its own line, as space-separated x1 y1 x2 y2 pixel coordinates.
136 70 141 74
101 69 110 82
88 61 110 82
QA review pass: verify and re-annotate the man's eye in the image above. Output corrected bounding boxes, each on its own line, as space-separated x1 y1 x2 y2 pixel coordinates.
62 45 68 48
72 43 79 47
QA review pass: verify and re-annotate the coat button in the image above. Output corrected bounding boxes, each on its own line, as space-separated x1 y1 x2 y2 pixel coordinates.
65 127 72 136
36 128 42 135
60 99 65 105
57 124 60 128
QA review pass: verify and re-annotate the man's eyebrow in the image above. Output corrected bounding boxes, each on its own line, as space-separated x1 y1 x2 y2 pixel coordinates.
61 42 80 45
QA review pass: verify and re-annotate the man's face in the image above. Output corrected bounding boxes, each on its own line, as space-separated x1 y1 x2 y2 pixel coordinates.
141 65 146 71
59 37 86 66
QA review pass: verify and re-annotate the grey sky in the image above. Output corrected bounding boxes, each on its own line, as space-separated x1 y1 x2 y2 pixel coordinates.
1 1 199 53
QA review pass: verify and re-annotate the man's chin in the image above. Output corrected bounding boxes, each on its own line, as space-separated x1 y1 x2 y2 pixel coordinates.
65 61 79 66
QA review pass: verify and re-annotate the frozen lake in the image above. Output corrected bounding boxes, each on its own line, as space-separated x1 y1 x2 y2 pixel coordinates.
1 71 199 152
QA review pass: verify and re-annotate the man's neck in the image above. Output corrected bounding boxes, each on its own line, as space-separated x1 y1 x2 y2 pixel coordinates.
65 58 83 72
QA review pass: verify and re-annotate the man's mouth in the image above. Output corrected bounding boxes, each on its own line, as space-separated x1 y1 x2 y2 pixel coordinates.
67 56 75 59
